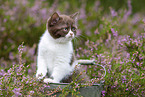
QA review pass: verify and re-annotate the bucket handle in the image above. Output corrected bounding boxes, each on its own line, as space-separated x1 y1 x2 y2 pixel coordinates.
78 60 106 78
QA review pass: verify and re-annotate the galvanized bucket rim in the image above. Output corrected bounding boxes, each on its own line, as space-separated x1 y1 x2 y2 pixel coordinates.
49 80 105 86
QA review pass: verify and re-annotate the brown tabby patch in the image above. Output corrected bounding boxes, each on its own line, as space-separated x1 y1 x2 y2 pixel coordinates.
47 12 77 39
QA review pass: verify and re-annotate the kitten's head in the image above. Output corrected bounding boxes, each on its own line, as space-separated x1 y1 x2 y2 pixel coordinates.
47 12 78 43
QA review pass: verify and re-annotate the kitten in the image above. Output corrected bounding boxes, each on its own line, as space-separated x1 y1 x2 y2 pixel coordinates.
36 12 89 83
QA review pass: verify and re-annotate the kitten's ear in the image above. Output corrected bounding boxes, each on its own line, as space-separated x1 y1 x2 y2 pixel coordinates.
50 12 60 26
70 12 79 20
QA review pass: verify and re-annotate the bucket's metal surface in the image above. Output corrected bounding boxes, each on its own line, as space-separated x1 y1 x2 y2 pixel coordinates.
46 81 104 97
45 60 105 97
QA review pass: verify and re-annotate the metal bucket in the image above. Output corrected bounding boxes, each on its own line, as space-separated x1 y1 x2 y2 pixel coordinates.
45 60 106 97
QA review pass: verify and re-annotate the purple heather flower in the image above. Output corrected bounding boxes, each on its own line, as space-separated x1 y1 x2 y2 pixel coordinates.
110 7 117 17
136 62 139 66
79 3 86 19
111 28 118 37
43 84 50 88
30 90 34 94
126 88 129 91
122 75 127 81
76 29 82 36
94 1 100 12
3 18 7 22
133 32 137 37
94 29 99 34
102 90 106 96
122 0 132 22
12 88 22 96
1 27 5 31
9 52 14 60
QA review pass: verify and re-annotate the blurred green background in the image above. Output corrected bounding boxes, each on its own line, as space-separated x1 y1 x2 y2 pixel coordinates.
0 0 145 59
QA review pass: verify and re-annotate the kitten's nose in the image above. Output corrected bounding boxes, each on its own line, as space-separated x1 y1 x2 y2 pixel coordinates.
70 33 73 36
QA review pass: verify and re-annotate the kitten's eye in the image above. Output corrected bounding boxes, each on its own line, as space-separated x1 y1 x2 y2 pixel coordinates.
64 28 68 31
72 27 76 31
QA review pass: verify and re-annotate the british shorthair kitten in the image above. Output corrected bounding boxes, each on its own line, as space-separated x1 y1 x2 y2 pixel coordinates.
36 12 89 83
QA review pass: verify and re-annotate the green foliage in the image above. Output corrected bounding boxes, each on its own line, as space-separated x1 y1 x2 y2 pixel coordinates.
0 0 145 96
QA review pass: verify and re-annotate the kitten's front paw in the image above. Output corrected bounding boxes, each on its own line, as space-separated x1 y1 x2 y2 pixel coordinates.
36 73 45 79
44 78 59 83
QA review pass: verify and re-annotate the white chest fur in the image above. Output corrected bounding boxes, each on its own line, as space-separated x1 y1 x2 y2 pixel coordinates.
36 30 77 83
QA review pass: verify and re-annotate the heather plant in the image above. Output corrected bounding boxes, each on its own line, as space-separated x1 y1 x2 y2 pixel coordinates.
0 43 103 96
0 0 145 96
0 43 49 96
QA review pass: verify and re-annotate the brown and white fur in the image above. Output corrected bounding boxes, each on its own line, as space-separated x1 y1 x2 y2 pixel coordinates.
36 12 89 83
